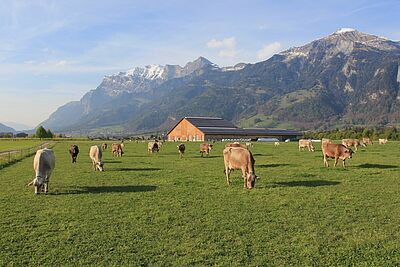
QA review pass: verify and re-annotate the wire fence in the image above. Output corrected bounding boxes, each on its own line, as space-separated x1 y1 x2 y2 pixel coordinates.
0 142 57 169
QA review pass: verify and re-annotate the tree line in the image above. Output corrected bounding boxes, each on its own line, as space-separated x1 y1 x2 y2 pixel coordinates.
304 126 399 140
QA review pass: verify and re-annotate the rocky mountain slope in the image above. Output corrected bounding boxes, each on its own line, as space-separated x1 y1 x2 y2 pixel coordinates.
41 29 400 134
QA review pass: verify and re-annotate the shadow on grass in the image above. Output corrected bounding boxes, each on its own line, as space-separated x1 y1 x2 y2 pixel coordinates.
357 163 399 169
54 185 157 195
273 180 340 187
102 160 122 163
111 167 161 171
257 164 292 168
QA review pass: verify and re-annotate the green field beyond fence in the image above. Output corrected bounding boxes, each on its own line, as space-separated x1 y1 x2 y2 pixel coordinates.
0 140 56 169
0 140 399 265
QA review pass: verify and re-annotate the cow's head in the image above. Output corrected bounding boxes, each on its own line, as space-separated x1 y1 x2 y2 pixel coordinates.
28 176 45 193
246 173 258 189
344 148 353 159
96 161 104 171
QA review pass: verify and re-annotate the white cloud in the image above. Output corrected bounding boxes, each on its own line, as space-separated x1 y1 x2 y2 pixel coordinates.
257 42 282 60
206 37 237 58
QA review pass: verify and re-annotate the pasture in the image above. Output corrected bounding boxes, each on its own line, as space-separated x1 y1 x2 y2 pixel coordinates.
0 140 399 266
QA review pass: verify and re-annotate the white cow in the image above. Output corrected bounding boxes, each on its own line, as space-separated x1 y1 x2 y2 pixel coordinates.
379 138 388 145
89 145 104 171
28 148 55 194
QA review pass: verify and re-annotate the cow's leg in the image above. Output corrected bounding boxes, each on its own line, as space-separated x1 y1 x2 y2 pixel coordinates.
92 161 96 171
342 160 346 168
354 145 358 151
323 154 329 167
334 158 338 167
34 185 39 194
225 168 231 185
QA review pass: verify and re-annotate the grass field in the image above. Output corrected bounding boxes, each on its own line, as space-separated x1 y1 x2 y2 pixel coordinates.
0 140 46 151
0 141 399 266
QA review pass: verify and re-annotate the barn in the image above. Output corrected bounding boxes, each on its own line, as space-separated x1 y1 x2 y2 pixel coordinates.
167 117 302 141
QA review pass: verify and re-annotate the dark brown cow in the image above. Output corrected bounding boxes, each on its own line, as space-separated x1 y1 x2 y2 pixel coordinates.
322 143 354 168
177 143 185 159
69 144 79 163
223 146 258 189
112 143 124 157
200 143 213 157
148 141 159 153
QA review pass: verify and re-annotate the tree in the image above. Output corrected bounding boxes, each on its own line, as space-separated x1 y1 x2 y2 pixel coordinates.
35 126 48 138
46 129 53 138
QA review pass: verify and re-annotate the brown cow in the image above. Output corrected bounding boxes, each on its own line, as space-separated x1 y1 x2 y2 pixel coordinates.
112 143 124 157
322 143 353 168
223 146 258 189
102 143 108 151
298 139 315 152
200 143 213 157
177 143 185 159
362 137 373 145
69 144 79 163
342 139 364 151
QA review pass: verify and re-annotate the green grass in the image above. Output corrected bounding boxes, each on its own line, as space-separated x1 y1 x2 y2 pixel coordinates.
0 141 399 266
0 140 45 151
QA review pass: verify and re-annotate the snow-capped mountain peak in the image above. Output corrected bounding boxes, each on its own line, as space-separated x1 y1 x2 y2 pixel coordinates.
335 28 357 34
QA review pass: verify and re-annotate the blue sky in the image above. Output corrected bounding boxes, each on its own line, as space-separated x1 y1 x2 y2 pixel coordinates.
0 0 399 128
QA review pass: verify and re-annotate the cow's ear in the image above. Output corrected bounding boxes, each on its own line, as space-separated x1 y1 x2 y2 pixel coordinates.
255 176 260 180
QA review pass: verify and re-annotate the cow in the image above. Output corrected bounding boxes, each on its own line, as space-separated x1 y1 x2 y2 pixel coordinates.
112 143 124 157
89 145 104 171
148 141 159 153
322 138 332 144
322 143 353 168
342 139 364 151
362 137 373 145
274 142 280 147
69 144 79 163
200 143 213 157
379 138 388 145
298 139 315 152
101 143 108 151
223 146 258 189
177 143 185 159
27 148 55 194
120 141 124 150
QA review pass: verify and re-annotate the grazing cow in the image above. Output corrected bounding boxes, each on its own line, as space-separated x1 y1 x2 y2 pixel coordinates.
89 145 104 171
69 144 79 163
342 139 364 151
223 146 258 189
112 143 124 157
200 143 213 157
177 143 185 159
274 142 280 147
322 143 353 168
28 148 55 194
298 139 315 152
362 137 373 145
379 138 388 145
322 138 332 144
147 141 159 153
101 143 107 151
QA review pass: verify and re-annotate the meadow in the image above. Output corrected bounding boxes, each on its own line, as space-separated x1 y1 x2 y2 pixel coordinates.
0 140 399 266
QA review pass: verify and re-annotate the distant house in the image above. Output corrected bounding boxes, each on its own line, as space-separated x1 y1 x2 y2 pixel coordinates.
15 132 28 138
167 117 302 141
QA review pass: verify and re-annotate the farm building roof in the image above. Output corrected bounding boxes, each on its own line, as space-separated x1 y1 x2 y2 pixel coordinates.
184 117 237 128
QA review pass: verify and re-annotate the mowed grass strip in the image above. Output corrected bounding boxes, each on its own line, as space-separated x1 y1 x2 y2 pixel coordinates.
0 141 399 266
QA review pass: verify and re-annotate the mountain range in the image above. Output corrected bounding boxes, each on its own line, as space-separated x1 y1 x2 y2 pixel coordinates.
41 28 400 134
0 123 16 133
